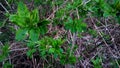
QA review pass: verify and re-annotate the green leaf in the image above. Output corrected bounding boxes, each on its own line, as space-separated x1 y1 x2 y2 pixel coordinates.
36 20 49 35
40 51 46 58
59 48 63 53
9 14 27 27
103 12 110 17
27 41 35 48
0 55 4 62
95 0 99 2
91 57 102 68
3 62 13 68
29 29 39 42
0 44 9 62
15 29 28 41
49 48 55 53
75 19 87 33
2 45 9 54
68 55 76 64
53 53 58 59
27 49 36 58
30 9 39 24
39 26 48 35
65 18 86 33
64 17 74 32
88 29 97 37
17 2 30 17
9 2 30 28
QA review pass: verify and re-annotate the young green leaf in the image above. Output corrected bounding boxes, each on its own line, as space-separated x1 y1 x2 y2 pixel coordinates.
9 15 27 27
3 62 13 68
17 2 30 17
29 29 39 42
30 9 39 24
49 48 55 53
15 29 28 41
65 18 86 33
27 49 36 58
0 45 9 62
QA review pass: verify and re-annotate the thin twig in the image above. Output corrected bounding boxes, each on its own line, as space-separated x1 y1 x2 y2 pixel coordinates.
0 3 9 13
70 32 76 56
4 0 12 9
10 48 28 52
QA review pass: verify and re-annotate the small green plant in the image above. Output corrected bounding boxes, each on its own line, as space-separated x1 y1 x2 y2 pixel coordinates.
88 29 98 37
9 2 50 59
91 57 102 68
37 37 64 58
64 17 86 33
0 44 13 68
3 62 13 68
9 2 49 41
37 36 76 64
0 44 9 62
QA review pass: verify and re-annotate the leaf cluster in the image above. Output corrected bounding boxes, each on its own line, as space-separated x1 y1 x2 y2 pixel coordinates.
9 2 49 41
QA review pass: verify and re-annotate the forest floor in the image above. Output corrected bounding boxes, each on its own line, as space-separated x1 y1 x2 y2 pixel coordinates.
0 0 120 68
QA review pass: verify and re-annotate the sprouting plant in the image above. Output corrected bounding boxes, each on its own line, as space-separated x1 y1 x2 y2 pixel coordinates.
59 46 77 65
37 36 76 65
3 62 13 68
37 37 64 59
9 2 49 41
91 57 102 68
64 17 86 33
0 44 13 68
9 2 50 59
0 44 9 62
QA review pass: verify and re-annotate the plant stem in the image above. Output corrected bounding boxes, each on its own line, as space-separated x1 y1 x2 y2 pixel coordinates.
70 32 76 56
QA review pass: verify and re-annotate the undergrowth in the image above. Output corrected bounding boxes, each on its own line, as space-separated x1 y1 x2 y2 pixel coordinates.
0 0 120 68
